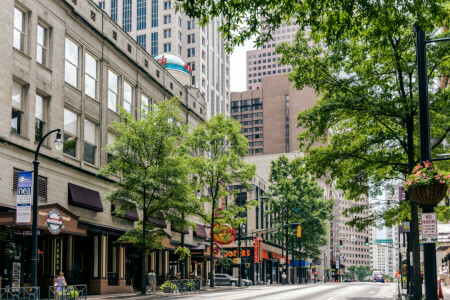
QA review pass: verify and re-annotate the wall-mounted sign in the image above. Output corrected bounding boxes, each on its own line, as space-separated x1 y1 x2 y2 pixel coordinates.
46 209 63 235
254 237 259 263
16 171 32 223
212 224 236 245
12 262 21 292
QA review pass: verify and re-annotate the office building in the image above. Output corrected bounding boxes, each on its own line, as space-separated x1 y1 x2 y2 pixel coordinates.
97 0 230 119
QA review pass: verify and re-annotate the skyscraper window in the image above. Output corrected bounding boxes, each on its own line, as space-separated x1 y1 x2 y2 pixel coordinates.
137 34 146 50
111 0 117 22
122 0 132 32
137 0 146 30
151 32 158 55
151 0 158 27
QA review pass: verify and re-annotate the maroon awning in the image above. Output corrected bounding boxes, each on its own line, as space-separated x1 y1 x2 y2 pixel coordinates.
171 224 189 234
111 202 139 221
194 224 207 239
68 183 103 212
148 212 167 228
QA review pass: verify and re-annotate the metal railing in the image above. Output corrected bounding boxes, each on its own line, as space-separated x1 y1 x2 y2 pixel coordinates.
48 285 87 300
168 279 202 293
0 286 40 300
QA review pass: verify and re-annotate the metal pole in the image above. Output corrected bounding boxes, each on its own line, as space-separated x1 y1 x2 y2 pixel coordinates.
238 224 242 287
210 197 216 287
181 212 185 279
415 22 437 300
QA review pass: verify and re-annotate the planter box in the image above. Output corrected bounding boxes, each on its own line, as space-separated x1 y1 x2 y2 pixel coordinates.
408 183 448 206
163 286 172 293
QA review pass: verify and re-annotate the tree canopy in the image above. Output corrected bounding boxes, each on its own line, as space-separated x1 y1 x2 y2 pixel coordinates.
267 155 334 261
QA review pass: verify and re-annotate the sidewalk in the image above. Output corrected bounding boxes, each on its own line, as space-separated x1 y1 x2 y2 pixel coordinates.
85 285 249 300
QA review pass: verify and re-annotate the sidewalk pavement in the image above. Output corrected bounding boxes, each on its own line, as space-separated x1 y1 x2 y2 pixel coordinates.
440 283 450 299
85 285 250 300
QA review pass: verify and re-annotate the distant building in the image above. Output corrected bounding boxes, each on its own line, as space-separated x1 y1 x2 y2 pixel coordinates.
97 0 230 119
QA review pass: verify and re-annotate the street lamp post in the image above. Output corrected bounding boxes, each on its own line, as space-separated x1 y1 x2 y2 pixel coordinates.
31 129 63 287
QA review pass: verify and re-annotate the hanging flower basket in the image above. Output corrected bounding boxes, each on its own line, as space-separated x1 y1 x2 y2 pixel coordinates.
404 161 450 206
407 183 448 206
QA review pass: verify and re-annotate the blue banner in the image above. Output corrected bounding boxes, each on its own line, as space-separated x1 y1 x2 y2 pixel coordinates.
16 171 32 223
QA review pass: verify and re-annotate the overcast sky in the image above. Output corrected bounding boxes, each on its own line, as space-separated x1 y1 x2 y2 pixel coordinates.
230 38 256 93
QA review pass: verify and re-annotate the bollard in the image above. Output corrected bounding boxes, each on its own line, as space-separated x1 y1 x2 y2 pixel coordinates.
438 279 444 300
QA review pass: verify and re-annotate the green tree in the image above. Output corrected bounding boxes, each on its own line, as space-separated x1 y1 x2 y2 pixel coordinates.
186 114 256 287
100 98 201 294
267 155 333 281
347 266 357 280
178 1 449 296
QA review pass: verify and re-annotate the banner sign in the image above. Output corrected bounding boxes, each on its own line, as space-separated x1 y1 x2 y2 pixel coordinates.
212 224 236 245
254 237 259 263
16 171 32 223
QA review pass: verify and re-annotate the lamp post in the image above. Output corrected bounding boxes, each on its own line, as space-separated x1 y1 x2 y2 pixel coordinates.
31 129 63 287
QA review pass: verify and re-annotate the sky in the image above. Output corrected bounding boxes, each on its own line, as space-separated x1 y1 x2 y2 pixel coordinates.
229 38 256 92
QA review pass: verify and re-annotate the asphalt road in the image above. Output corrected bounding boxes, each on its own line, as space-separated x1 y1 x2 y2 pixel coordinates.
167 282 396 300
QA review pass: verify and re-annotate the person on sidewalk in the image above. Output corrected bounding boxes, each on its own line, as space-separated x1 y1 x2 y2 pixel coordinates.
282 272 287 285
147 270 156 293
440 263 448 286
266 273 271 285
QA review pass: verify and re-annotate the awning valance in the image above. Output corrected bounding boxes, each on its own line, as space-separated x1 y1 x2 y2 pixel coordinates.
194 224 207 239
111 202 139 221
148 212 167 228
68 183 103 212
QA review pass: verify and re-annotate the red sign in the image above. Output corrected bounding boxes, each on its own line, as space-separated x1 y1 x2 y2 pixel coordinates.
225 249 251 257
254 237 259 263
212 224 236 245
157 55 167 68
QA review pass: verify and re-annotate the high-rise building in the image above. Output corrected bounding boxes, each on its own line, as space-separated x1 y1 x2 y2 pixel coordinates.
246 23 302 91
231 75 318 155
97 0 230 119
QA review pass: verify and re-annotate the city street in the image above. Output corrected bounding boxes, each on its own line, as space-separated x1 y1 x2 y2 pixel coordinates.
166 283 396 300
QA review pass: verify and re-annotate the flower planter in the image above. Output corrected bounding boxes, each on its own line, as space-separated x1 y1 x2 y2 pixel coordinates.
163 286 172 293
407 183 448 206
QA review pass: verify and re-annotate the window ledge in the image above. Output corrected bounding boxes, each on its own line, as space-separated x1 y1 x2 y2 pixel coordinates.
64 83 82 94
36 62 52 73
13 48 31 60
10 132 30 142
62 153 81 166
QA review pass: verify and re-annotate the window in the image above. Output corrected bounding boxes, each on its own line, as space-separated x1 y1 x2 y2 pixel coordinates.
163 29 171 38
13 7 26 52
36 24 48 66
187 34 195 44
187 20 195 30
187 48 195 57
111 0 117 22
163 43 171 52
85 53 98 100
137 34 146 49
163 15 171 24
188 62 195 71
163 1 171 10
35 94 46 142
123 82 132 113
98 2 105 9
11 82 23 134
178 17 182 26
151 32 158 55
151 0 158 27
119 0 132 32
136 0 146 30
65 37 79 88
64 109 77 157
141 94 150 115
108 70 118 112
178 45 182 55
178 31 182 41
84 119 96 165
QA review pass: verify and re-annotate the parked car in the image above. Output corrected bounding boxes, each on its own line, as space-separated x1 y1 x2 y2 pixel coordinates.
242 279 253 286
214 274 239 286
374 275 385 283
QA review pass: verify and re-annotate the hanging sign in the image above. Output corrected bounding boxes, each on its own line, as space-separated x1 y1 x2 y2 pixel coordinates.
46 209 63 235
254 237 259 263
421 212 437 235
403 222 410 233
212 224 236 245
16 171 32 223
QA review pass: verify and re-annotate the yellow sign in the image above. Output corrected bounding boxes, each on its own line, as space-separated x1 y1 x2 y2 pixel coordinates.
297 225 302 237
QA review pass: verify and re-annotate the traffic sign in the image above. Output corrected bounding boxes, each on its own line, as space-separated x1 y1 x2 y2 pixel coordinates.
422 236 438 244
403 222 410 233
375 239 393 244
421 213 437 235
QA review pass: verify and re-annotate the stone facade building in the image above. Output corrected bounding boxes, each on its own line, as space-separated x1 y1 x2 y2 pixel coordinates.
0 0 209 295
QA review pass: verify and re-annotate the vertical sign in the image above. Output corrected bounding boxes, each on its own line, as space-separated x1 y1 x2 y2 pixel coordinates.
259 236 263 262
16 171 32 223
12 262 21 292
55 239 62 274
398 186 406 202
254 237 259 263
336 260 340 269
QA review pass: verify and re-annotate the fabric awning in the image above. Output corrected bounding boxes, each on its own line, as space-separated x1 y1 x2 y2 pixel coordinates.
111 202 139 221
194 224 207 239
148 212 167 228
68 183 103 212
171 224 189 234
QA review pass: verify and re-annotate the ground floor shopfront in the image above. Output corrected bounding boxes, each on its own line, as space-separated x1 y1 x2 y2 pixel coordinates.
0 203 214 295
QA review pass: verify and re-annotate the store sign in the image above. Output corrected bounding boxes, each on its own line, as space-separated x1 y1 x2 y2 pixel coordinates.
46 209 63 235
225 249 251 257
16 171 32 223
212 224 236 245
254 237 259 263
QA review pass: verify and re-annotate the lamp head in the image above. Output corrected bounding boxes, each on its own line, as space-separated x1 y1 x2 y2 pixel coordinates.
54 130 63 151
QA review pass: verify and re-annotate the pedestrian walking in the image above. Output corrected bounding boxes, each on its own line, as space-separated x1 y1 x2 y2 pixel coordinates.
147 270 156 293
266 273 271 285
439 263 448 286
282 272 287 285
